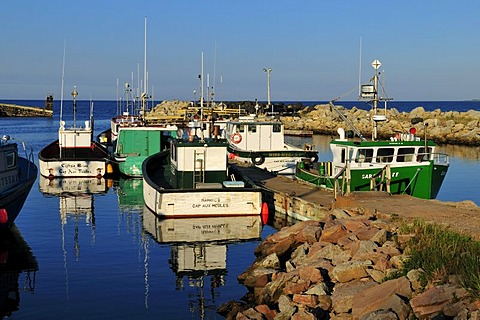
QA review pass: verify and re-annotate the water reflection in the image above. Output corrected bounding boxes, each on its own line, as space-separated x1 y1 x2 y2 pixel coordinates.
437 144 480 161
0 226 38 318
116 178 144 211
38 176 109 272
142 208 262 319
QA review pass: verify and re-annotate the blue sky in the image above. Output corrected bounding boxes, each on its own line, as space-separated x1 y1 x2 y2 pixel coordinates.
1 1 479 101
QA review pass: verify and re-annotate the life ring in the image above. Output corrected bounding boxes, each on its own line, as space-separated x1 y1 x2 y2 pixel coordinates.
251 154 265 165
231 133 242 144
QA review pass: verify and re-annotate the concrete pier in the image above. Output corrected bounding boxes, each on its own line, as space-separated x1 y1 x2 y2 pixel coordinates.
233 163 480 238
0 95 53 117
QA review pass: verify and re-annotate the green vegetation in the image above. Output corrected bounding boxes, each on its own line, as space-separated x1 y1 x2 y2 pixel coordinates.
398 219 480 298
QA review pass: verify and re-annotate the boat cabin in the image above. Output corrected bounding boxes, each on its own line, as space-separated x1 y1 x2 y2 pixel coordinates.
59 120 93 149
0 140 19 194
170 137 233 190
226 116 285 151
328 128 444 175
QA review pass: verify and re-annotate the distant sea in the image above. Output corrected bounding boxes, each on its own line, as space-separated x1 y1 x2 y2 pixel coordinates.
1 99 479 115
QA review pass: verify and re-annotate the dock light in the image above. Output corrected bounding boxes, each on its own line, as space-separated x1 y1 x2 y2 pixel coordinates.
0 209 8 224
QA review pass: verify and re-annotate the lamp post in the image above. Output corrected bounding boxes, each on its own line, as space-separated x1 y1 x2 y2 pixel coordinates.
71 86 78 128
193 90 196 106
263 68 272 115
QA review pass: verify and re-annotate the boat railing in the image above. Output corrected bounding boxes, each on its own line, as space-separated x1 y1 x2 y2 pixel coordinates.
369 165 391 193
19 141 36 179
431 153 450 165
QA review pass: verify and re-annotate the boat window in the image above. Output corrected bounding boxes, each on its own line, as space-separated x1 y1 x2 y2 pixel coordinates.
397 147 415 162
355 148 373 163
238 125 245 133
6 152 16 168
248 124 257 133
273 124 281 133
376 148 394 163
417 147 432 162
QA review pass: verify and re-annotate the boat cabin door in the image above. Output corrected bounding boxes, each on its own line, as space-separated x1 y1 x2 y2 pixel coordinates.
259 124 272 150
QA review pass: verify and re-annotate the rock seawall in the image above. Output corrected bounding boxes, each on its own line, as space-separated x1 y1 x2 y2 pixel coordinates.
281 105 480 146
219 209 480 319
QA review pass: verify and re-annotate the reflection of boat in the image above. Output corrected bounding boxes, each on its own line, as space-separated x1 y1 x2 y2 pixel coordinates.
0 226 38 318
39 177 108 262
143 124 263 218
38 176 109 196
295 60 450 199
225 115 318 175
142 207 262 319
38 87 114 178
0 135 37 229
117 178 144 210
142 208 262 244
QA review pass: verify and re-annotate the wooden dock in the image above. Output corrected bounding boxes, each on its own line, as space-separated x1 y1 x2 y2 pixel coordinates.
233 163 480 238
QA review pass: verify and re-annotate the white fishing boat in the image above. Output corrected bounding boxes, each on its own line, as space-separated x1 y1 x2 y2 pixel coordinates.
225 115 318 175
38 87 114 178
143 122 266 218
0 135 37 229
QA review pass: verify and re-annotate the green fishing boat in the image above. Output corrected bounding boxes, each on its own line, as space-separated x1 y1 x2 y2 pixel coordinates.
295 59 449 199
114 125 178 177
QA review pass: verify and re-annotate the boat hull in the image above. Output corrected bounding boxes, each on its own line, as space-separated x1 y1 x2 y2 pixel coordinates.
0 158 37 228
38 140 112 178
228 147 318 175
143 151 263 218
295 161 448 199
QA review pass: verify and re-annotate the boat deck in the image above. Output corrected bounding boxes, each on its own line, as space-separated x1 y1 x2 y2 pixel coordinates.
232 163 480 239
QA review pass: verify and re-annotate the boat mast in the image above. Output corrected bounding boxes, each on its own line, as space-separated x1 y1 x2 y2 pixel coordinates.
60 41 66 126
142 16 148 116
371 59 381 140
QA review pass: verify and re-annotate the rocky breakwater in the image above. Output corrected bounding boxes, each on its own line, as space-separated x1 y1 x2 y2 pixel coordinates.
281 104 480 146
218 209 480 319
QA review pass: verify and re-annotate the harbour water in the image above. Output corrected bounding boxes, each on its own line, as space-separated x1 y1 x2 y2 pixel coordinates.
1 100 479 319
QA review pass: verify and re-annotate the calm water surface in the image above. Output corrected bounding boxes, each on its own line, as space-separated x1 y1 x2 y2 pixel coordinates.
1 100 479 319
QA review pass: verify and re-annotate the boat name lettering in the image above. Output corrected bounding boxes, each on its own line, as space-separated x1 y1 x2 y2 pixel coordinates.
361 172 399 179
61 163 88 168
0 173 18 186
201 198 220 203
192 202 229 208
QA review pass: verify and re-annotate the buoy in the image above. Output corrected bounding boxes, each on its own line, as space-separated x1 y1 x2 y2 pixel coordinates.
231 133 242 144
107 163 114 174
0 209 8 224
261 202 269 225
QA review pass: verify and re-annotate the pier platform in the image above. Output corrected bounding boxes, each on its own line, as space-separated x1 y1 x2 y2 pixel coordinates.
232 163 480 239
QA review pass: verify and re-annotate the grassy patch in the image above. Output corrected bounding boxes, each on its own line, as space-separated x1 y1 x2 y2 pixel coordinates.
398 219 480 298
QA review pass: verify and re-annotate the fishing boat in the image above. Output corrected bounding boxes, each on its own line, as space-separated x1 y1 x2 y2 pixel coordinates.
0 135 37 228
143 122 265 218
38 87 114 178
113 125 178 177
225 115 318 175
295 59 449 199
